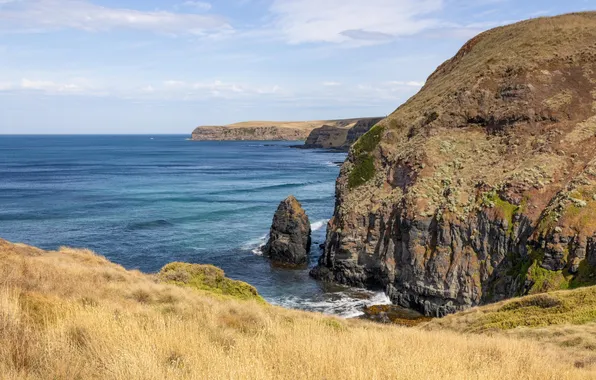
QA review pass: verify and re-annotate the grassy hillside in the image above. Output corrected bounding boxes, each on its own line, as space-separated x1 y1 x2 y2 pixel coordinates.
426 286 596 361
1 238 595 379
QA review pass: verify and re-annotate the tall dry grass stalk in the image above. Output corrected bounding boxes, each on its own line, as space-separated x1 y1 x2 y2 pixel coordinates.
0 239 593 379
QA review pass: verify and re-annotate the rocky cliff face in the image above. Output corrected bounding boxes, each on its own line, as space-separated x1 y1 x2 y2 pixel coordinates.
342 118 385 149
191 126 311 141
311 12 596 316
302 117 384 150
264 196 312 265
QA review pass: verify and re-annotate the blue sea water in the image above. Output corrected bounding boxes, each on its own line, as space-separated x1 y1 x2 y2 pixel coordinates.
0 135 389 317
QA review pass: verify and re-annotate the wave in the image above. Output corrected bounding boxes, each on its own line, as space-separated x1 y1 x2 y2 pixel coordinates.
241 234 268 255
126 219 174 231
210 181 325 196
310 219 328 232
271 290 392 319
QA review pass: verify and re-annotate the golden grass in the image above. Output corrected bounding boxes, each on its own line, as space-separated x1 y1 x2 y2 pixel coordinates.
1 238 595 379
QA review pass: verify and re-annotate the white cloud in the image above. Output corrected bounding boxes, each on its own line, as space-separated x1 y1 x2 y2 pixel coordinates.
386 80 425 87
323 81 341 87
21 78 85 93
269 0 442 44
181 1 212 11
2 76 282 100
0 0 230 35
162 80 280 98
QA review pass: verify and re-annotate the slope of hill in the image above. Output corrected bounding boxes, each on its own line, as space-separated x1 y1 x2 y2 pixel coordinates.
190 118 382 141
312 12 596 317
0 238 594 379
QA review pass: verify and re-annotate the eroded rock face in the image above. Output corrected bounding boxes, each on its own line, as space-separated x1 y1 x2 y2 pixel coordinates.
191 126 310 141
311 12 596 316
264 196 312 265
302 117 385 150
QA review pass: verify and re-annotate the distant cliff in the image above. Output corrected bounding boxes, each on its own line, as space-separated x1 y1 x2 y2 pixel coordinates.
190 118 383 142
303 117 384 150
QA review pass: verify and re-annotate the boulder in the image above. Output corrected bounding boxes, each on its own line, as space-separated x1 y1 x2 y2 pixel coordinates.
264 196 311 265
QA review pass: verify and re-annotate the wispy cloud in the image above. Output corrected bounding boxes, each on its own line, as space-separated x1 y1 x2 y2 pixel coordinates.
0 75 282 100
268 0 443 44
180 1 212 12
0 0 230 35
322 81 341 87
386 80 425 87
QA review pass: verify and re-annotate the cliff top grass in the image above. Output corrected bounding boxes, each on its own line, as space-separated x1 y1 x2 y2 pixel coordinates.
428 286 596 333
426 285 596 360
1 237 595 378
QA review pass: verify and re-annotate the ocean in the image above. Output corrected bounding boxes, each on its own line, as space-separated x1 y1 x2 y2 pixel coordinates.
0 135 389 317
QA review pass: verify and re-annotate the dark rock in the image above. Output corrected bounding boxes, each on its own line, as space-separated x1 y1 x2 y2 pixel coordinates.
264 196 311 265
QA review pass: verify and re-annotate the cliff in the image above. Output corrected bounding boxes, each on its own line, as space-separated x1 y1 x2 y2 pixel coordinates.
0 237 593 377
312 12 596 317
302 117 384 150
191 118 377 141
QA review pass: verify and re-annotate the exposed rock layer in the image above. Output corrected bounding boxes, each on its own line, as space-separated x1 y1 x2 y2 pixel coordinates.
302 117 384 150
312 12 596 316
264 196 312 265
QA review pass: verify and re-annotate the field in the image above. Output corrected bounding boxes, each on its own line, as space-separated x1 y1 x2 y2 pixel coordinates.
1 239 595 379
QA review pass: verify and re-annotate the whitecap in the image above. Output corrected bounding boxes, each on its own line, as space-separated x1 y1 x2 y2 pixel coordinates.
310 219 328 232
241 234 268 255
271 289 392 319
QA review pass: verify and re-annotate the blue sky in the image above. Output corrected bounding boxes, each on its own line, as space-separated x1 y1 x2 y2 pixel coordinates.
0 0 593 134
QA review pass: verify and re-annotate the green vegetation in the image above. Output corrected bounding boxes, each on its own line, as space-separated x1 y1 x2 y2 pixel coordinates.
482 191 520 235
348 154 376 189
347 124 385 189
158 262 265 302
352 124 385 156
527 262 570 294
461 286 596 331
569 261 596 289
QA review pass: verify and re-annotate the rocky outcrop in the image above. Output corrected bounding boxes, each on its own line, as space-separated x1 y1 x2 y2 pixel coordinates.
302 117 384 150
342 118 385 149
264 196 312 265
303 125 350 149
311 12 596 316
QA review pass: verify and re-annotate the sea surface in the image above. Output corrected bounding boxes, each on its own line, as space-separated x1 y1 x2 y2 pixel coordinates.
0 135 390 317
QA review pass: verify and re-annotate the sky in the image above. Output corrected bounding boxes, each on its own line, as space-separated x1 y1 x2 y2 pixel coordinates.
0 0 593 134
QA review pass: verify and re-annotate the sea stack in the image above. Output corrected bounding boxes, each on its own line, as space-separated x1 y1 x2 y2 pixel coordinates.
264 196 311 265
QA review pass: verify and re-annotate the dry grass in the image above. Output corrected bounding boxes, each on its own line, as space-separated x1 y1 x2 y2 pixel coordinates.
0 238 595 379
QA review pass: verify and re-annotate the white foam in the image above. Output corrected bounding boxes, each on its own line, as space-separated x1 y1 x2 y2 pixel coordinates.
310 219 328 232
241 234 268 255
271 289 392 319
